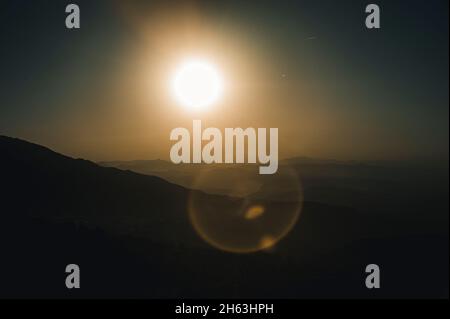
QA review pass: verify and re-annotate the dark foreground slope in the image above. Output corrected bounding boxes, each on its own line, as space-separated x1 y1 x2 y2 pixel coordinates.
0 136 448 298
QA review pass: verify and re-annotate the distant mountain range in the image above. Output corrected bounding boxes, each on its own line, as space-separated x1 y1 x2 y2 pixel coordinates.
0 135 448 298
99 155 448 214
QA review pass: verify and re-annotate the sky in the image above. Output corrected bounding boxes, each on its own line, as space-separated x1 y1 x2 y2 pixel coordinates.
0 0 448 162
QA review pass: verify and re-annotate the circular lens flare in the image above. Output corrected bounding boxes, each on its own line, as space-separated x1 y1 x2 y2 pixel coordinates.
172 59 223 110
188 165 303 253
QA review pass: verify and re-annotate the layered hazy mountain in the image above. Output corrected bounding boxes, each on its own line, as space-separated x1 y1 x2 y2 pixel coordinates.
99 157 448 217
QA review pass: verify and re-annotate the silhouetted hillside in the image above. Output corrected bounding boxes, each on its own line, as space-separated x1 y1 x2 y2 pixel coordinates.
0 136 448 298
0 136 201 243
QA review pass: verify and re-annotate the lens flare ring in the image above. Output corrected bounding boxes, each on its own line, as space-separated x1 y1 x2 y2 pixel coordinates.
187 165 303 253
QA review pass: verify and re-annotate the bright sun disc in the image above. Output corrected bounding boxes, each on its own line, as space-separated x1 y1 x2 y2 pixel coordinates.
172 59 223 110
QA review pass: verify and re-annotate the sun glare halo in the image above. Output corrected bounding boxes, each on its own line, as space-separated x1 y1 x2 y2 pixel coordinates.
172 59 224 110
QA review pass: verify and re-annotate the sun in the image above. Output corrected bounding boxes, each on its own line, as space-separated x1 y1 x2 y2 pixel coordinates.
172 59 224 110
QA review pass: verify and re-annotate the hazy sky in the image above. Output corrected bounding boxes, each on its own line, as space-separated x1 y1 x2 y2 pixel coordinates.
0 0 448 162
